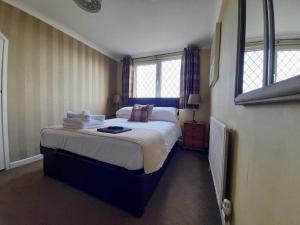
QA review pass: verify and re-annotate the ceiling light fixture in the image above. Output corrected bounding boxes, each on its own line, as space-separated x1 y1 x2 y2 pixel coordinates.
73 0 102 13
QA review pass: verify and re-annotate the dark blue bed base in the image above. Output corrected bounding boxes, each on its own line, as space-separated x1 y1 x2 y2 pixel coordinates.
41 99 179 216
41 146 175 217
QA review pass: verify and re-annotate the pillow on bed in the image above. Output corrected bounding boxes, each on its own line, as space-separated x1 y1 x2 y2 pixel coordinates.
128 104 153 122
116 106 178 122
116 107 133 119
149 107 178 122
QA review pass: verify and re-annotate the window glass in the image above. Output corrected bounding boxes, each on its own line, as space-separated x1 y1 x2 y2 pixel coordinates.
273 0 300 83
243 50 264 93
136 64 156 97
243 0 265 93
134 57 181 98
275 50 300 82
161 59 181 97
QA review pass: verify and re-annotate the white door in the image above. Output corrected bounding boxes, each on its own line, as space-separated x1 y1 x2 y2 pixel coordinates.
0 37 4 170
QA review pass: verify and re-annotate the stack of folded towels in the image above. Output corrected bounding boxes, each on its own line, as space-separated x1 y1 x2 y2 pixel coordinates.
63 111 105 129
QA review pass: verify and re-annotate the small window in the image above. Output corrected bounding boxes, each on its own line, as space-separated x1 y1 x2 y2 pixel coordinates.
243 50 264 93
161 59 181 97
242 45 300 93
275 49 300 82
134 57 181 98
136 63 157 97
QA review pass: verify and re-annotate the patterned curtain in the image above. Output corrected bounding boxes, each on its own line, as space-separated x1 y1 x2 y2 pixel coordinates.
122 56 134 106
179 46 200 109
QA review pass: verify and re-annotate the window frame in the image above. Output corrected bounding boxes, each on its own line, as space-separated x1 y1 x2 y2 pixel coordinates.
133 54 182 99
235 0 300 105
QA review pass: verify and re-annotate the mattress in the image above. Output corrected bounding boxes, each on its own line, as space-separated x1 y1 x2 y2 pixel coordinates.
41 118 182 171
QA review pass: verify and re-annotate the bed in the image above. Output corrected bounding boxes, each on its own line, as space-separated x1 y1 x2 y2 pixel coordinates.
40 99 181 216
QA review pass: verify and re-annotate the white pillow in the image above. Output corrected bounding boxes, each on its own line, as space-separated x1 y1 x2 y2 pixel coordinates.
116 107 133 119
150 107 178 122
116 106 178 122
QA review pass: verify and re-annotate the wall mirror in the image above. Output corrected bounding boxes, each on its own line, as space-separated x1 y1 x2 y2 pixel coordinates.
235 0 300 104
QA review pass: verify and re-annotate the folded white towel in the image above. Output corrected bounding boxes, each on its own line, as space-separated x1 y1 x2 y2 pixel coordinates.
91 115 105 121
82 110 91 116
65 110 105 125
63 118 104 129
67 111 100 120
67 111 81 119
82 110 92 121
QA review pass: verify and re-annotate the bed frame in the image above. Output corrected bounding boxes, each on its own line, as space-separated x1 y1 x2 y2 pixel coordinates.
41 98 179 217
41 146 176 217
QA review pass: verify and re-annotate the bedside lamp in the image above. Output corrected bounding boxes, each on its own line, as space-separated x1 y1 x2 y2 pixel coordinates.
113 94 122 110
188 94 202 123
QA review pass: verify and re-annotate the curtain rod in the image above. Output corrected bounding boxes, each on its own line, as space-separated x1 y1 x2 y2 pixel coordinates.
133 51 183 61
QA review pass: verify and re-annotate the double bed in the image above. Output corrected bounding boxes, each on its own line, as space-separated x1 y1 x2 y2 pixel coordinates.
40 99 181 216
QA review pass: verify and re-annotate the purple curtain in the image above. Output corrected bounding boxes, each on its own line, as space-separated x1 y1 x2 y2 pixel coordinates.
122 56 134 106
179 46 200 109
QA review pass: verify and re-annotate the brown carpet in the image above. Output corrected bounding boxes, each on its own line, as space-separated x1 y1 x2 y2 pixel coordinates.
0 149 221 225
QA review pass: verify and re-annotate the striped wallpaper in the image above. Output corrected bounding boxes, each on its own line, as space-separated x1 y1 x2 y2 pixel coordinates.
0 1 117 162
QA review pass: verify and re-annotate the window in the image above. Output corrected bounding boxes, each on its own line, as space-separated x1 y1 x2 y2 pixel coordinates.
161 59 181 97
136 63 157 98
275 49 300 82
242 45 300 93
134 57 181 98
243 50 264 93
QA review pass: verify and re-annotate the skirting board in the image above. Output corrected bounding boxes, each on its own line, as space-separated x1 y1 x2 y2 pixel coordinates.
9 154 43 169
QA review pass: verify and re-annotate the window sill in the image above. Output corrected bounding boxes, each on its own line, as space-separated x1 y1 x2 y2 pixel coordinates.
235 75 300 105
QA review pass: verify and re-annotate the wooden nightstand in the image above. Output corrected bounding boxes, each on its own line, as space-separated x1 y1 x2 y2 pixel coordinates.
183 122 206 152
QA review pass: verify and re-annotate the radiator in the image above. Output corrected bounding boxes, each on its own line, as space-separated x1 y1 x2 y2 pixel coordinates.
209 117 229 209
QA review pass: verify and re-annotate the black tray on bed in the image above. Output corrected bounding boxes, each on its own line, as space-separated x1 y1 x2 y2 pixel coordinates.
97 126 132 134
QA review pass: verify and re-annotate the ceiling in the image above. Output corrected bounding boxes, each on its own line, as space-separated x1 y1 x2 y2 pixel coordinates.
4 0 222 60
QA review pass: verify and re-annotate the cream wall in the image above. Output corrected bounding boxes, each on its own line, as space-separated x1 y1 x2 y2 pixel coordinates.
0 1 117 162
211 0 300 225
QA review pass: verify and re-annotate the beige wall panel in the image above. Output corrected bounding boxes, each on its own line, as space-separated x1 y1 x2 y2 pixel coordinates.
91 49 97 113
0 1 117 162
63 34 70 114
39 22 48 129
5 6 20 160
88 47 93 111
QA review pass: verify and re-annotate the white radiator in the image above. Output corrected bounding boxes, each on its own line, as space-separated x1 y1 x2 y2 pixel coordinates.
209 117 229 209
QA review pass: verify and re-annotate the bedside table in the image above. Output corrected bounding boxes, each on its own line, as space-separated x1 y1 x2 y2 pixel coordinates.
183 122 206 152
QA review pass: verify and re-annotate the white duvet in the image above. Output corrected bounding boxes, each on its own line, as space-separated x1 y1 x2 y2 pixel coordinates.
41 118 182 171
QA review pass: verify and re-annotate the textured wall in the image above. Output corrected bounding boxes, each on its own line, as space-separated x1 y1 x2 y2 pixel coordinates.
211 0 300 224
0 1 117 162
